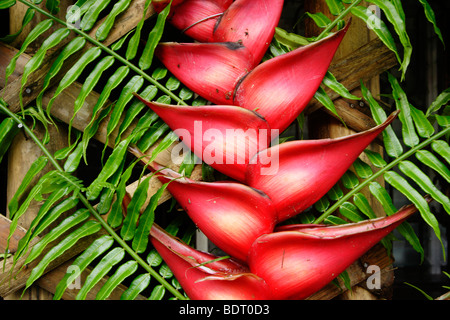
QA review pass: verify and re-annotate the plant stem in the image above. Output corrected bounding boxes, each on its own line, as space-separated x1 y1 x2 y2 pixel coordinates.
314 125 450 223
0 102 187 300
315 0 363 41
17 0 188 106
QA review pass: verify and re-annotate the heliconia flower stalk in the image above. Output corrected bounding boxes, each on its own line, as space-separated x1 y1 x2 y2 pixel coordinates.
155 42 254 105
153 0 234 42
213 0 284 65
247 201 420 299
136 160 277 262
150 223 274 300
233 22 350 133
134 94 274 182
245 110 400 222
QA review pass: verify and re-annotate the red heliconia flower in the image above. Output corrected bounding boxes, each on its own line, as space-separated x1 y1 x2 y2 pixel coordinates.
155 42 254 105
213 0 284 65
138 161 277 262
150 223 274 300
248 201 420 300
233 22 350 133
134 94 274 182
245 111 400 222
153 0 234 42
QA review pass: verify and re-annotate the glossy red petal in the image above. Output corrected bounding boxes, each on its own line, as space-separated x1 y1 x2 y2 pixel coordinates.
248 202 419 299
155 42 254 105
149 163 277 262
163 0 234 42
135 95 274 181
213 0 284 65
150 223 273 300
245 111 399 222
234 22 350 133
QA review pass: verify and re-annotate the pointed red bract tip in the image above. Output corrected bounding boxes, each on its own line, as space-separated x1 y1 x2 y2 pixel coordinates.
135 94 274 182
155 42 254 105
213 0 284 65
149 165 277 262
245 111 399 222
248 201 418 299
150 224 274 300
233 22 350 133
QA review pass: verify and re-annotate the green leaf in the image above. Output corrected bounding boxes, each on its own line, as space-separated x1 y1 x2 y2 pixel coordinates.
369 0 412 78
384 171 442 244
121 273 151 300
364 149 387 168
339 201 365 222
388 73 419 147
361 82 403 158
86 135 132 200
431 140 450 165
25 220 102 293
107 75 144 142
398 161 450 214
136 120 170 152
36 37 86 110
426 88 450 116
64 141 84 173
322 71 361 100
353 193 377 219
352 158 373 179
306 12 332 28
314 197 330 213
16 195 79 261
417 0 444 46
53 235 114 300
325 0 345 15
274 27 311 49
415 150 450 183
76 247 125 300
0 8 35 44
24 209 91 266
351 6 400 64
340 170 359 189
149 285 165 300
409 104 434 138
368 181 397 215
80 0 111 31
132 183 170 253
46 47 102 115
7 156 48 217
147 249 163 267
96 261 138 300
126 0 152 60
46 0 60 14
314 86 343 123
5 19 53 87
327 184 344 201
139 2 171 70
95 0 131 41
120 176 151 241
396 221 424 263
0 117 21 164
0 0 16 9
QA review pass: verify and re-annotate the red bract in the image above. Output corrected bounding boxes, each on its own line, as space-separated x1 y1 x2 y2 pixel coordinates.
134 95 274 182
143 162 277 262
150 223 274 300
245 111 400 222
153 0 234 42
155 42 253 105
233 22 350 133
213 0 284 65
248 202 419 300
